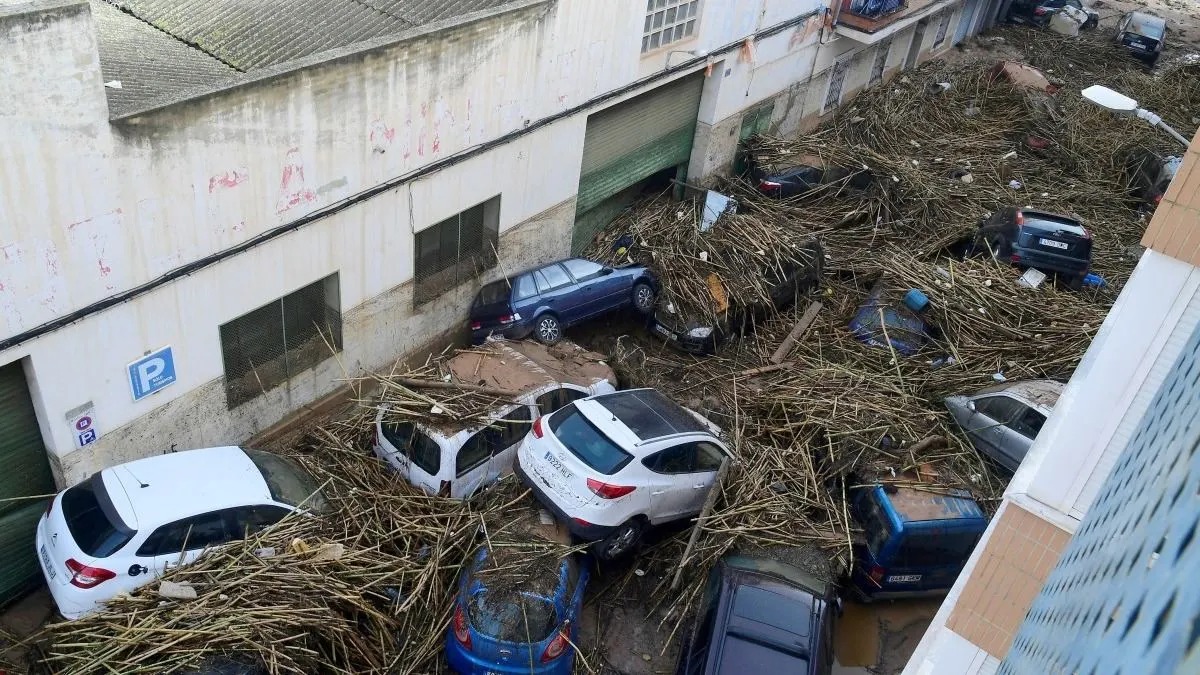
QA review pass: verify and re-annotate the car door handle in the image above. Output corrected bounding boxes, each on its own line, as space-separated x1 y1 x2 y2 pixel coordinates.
651 490 665 496
692 484 706 489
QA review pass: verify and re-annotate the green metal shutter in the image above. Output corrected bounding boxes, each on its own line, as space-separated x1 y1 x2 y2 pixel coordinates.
573 74 704 252
0 361 55 604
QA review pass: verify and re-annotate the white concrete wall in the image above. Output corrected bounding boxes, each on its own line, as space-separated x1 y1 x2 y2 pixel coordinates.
0 0 834 484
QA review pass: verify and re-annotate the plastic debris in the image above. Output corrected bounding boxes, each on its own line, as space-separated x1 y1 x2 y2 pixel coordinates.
158 580 197 601
1018 268 1047 288
1008 179 1023 189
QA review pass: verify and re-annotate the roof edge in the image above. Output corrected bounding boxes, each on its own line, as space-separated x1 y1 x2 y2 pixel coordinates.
110 0 552 122
0 0 86 20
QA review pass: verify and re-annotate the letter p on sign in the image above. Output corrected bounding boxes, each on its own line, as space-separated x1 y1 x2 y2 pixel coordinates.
128 346 178 401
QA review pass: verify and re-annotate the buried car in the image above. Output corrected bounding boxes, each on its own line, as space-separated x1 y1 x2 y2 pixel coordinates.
1007 0 1099 30
675 555 840 675
1126 147 1182 209
1116 11 1167 66
516 388 730 560
972 207 1093 289
470 258 657 345
36 446 327 619
945 379 1063 472
373 338 616 499
650 242 825 354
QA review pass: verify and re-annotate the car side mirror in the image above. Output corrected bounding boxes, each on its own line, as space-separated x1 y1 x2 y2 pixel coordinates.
600 266 614 276
968 400 977 412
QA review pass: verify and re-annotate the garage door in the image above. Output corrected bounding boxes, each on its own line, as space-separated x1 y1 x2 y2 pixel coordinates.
0 361 55 605
573 73 704 253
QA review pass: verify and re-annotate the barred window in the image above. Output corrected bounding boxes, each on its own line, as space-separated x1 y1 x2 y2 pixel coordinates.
870 38 892 86
823 57 851 114
934 10 953 47
642 0 699 53
414 196 500 306
219 274 342 409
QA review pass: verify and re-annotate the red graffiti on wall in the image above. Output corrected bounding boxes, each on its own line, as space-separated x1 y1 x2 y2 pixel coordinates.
208 168 249 193
276 148 317 213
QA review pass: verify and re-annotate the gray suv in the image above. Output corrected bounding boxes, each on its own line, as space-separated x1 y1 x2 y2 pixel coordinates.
945 380 1063 472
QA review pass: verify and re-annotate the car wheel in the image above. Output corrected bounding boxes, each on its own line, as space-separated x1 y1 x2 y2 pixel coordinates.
1066 273 1085 291
631 282 656 314
592 519 644 560
534 314 562 345
986 234 1010 259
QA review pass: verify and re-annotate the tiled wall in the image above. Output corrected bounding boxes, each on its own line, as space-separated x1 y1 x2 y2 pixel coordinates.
1142 127 1200 266
945 503 1071 659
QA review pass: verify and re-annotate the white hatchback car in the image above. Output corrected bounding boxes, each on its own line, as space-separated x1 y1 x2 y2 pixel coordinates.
35 446 326 619
373 338 615 499
515 388 730 559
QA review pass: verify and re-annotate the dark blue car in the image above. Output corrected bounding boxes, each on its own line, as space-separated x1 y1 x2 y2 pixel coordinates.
469 258 657 345
848 484 987 601
446 547 588 674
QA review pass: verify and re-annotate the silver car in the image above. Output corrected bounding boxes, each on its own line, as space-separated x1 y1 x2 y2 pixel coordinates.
945 380 1063 472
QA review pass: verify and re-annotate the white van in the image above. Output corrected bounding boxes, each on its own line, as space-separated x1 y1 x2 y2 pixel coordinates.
372 338 616 499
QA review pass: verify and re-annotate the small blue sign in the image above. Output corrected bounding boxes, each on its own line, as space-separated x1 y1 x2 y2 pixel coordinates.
128 346 177 401
77 429 98 447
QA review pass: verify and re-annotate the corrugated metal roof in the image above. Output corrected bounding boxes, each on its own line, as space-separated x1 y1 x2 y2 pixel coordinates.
90 0 542 118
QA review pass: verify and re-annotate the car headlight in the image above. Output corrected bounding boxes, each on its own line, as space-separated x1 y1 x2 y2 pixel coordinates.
686 326 714 339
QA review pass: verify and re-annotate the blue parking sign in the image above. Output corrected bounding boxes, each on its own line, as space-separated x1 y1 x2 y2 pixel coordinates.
128 346 177 401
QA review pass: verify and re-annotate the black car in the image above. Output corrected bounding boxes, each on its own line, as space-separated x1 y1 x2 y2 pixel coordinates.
1008 0 1098 29
973 207 1093 289
469 258 657 345
1126 148 1181 209
1116 11 1167 65
650 243 824 354
748 155 872 200
676 555 839 675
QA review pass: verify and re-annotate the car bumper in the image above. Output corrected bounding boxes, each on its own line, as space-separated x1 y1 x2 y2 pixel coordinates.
445 634 570 675
470 324 533 344
513 461 617 541
35 525 94 620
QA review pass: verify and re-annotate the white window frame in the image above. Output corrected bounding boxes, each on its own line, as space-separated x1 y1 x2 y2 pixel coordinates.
642 0 700 54
823 57 851 114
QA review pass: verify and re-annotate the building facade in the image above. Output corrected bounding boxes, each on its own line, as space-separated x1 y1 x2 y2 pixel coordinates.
0 0 968 600
905 128 1200 674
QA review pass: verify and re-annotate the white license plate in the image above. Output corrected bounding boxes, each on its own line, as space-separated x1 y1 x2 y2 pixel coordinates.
543 451 573 481
40 545 55 580
1039 238 1068 250
653 323 678 341
887 574 922 583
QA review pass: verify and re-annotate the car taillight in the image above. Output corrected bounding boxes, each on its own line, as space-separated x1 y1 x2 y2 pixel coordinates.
1011 254 1022 263
1015 210 1024 226
497 315 515 325
572 517 593 528
452 603 472 649
868 564 886 586
586 478 635 499
1033 6 1047 14
532 416 545 438
1081 228 1092 240
541 621 571 663
758 179 782 191
1154 193 1163 205
469 320 481 331
65 559 116 589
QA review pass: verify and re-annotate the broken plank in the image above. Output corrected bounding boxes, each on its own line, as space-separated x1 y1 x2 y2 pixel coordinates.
770 301 824 364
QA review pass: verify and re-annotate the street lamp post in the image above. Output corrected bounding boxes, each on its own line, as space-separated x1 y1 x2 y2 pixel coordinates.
1081 85 1190 148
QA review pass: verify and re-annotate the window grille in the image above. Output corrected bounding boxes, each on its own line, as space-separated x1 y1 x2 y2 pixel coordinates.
642 0 699 53
414 196 500 307
870 38 892 86
824 58 851 113
934 10 953 47
219 273 342 408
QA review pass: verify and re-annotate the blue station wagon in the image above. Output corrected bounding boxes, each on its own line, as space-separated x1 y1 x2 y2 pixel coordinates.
470 258 657 345
849 484 987 600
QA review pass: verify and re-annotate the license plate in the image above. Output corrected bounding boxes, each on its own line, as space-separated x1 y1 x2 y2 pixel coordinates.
40 546 55 580
1039 238 1068 250
543 451 573 481
653 323 677 341
888 574 922 583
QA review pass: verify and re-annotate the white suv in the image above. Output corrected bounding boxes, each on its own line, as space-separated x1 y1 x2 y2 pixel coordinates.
515 388 730 559
35 446 327 619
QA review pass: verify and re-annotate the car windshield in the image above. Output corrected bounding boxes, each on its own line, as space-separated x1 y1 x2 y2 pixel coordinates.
1130 13 1166 37
244 450 330 513
468 588 558 642
549 404 633 475
61 474 135 558
1021 214 1087 237
474 280 512 308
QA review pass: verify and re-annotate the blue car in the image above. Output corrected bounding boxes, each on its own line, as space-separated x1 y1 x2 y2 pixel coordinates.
446 547 589 674
848 484 987 601
469 258 657 345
